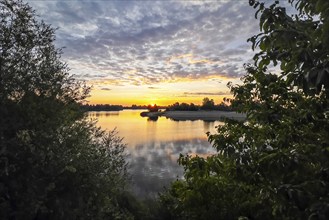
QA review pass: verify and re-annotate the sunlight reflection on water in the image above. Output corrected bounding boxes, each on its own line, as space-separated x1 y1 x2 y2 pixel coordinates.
89 110 222 198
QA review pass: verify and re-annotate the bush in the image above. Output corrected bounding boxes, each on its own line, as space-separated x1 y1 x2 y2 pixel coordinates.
161 0 329 219
0 0 131 218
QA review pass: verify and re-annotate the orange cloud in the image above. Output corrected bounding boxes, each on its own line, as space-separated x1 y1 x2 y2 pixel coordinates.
166 53 216 65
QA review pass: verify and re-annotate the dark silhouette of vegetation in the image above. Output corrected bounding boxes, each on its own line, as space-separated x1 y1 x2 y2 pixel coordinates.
82 104 124 111
161 0 329 219
216 97 234 111
200 97 215 110
0 0 133 218
128 104 149 110
166 98 233 111
166 102 199 111
83 101 233 112
147 104 159 112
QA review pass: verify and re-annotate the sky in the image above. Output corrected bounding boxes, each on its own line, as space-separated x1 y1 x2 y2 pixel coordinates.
27 0 261 106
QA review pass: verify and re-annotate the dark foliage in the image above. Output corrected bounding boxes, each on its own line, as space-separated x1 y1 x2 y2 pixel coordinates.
82 104 124 111
200 97 215 110
166 98 233 112
0 0 131 218
161 0 329 219
147 104 159 112
166 102 199 111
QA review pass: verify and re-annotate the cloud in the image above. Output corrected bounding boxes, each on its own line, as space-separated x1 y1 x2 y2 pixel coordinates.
127 138 215 197
148 86 159 90
100 88 112 91
28 0 259 86
183 91 230 96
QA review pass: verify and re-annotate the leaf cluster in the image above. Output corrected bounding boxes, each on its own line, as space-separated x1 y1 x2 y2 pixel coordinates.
161 1 329 219
0 0 131 219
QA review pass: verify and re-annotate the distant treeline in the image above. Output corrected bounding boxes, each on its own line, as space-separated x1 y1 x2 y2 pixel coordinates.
82 104 165 111
166 102 233 111
166 97 234 111
82 97 234 112
166 102 199 111
82 104 124 111
127 104 166 110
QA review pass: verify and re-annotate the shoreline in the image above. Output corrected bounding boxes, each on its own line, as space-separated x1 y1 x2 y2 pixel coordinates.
142 110 246 121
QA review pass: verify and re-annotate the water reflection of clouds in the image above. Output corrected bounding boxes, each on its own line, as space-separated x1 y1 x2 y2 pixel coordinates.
88 110 220 198
91 110 221 146
127 138 216 198
88 111 120 117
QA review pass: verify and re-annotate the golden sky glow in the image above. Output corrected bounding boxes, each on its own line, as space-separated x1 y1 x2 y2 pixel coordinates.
167 53 216 65
87 76 238 106
28 1 258 106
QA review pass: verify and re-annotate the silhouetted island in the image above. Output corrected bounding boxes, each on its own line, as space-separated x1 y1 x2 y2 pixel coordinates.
140 110 245 121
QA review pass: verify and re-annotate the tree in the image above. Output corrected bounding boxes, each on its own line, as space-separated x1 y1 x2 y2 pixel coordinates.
0 0 131 218
161 0 329 219
188 103 198 111
201 97 215 110
147 104 159 112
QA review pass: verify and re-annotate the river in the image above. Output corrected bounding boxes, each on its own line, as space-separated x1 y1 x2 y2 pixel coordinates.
89 110 222 198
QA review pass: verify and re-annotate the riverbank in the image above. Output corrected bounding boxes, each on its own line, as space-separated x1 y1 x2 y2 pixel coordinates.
141 110 246 121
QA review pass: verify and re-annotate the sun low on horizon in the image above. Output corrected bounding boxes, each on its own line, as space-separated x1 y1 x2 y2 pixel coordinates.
86 74 241 106
84 65 240 107
27 0 260 106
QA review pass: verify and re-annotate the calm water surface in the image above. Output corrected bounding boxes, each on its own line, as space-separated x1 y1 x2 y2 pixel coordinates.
89 110 222 198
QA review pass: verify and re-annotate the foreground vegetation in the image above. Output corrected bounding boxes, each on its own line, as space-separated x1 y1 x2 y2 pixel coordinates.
0 0 133 218
165 97 233 112
160 0 329 219
2 0 329 219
